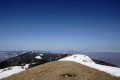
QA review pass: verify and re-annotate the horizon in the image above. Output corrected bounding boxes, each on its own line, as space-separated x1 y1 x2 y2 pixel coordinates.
0 0 120 52
0 49 120 54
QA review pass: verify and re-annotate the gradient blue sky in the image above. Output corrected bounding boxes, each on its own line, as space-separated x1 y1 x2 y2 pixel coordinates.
0 0 120 51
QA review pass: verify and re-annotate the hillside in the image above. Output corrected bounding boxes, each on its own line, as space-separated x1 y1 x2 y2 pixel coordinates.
0 52 70 69
0 53 119 79
1 61 120 80
0 52 39 69
59 54 120 77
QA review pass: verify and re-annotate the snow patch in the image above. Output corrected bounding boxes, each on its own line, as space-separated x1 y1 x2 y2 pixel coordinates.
59 54 120 77
59 54 95 63
0 64 29 79
35 56 42 59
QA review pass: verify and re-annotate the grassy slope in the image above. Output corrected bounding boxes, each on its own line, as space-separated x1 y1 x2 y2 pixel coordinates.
1 61 120 80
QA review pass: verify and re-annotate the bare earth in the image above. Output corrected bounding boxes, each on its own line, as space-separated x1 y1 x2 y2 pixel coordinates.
1 61 120 80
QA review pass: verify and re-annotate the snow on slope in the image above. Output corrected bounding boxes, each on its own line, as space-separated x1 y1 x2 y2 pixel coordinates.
59 54 120 77
0 64 29 79
35 56 42 59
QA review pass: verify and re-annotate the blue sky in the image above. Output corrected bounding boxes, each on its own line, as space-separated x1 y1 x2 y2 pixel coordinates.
0 0 120 51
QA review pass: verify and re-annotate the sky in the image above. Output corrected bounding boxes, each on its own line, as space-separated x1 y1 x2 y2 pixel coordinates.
0 0 120 52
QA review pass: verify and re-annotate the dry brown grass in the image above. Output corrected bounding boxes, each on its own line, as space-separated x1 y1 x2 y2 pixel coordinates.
1 61 120 80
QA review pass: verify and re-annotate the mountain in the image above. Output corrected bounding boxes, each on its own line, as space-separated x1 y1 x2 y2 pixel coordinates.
0 53 119 79
1 51 119 67
92 59 117 67
1 61 120 80
79 52 120 67
0 51 39 69
0 51 116 69
0 51 25 62
59 55 120 77
0 52 70 69
55 51 120 67
0 52 71 79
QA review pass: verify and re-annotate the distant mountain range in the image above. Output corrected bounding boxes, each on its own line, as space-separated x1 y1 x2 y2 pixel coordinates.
0 51 117 69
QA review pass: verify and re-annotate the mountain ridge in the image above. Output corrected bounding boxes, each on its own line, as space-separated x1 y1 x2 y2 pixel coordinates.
1 61 120 80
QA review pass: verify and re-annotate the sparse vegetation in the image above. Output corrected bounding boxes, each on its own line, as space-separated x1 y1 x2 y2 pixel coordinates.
1 61 120 80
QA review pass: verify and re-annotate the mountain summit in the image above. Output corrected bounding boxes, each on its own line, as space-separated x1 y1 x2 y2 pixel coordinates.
0 54 120 80
59 54 120 77
1 61 120 80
